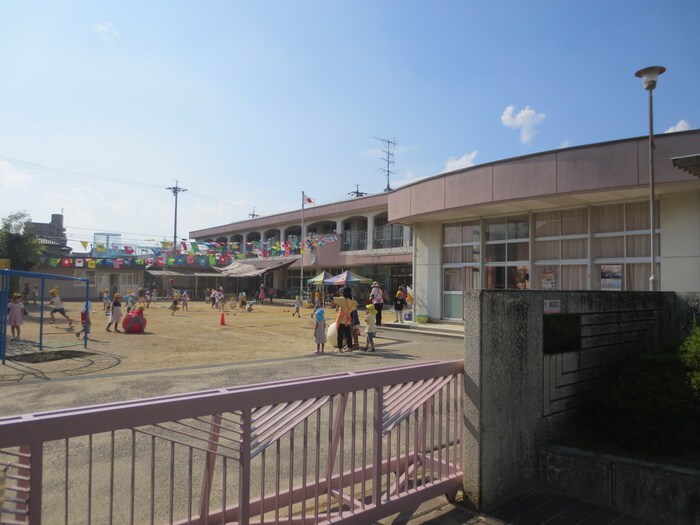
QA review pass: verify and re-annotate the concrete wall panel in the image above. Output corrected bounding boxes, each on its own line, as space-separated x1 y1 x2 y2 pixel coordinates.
410 178 446 216
444 166 494 209
493 154 556 201
556 142 639 193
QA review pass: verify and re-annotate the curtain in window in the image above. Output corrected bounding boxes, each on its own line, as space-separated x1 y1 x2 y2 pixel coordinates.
535 211 559 237
561 265 587 290
593 204 624 233
561 208 588 235
535 240 559 260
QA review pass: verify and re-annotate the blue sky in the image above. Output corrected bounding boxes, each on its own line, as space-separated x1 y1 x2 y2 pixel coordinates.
0 1 698 250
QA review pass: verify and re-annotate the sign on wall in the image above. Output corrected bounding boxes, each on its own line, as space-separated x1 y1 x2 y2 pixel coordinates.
600 264 622 291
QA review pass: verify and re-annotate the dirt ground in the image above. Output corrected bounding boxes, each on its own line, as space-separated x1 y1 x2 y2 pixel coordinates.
2 298 348 380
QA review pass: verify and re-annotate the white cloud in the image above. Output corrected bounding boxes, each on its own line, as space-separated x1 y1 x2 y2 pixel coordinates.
665 119 691 133
501 105 546 144
0 161 34 190
444 151 478 172
94 22 120 43
560 140 570 148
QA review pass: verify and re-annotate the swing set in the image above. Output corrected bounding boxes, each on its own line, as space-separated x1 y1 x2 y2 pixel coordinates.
0 269 90 365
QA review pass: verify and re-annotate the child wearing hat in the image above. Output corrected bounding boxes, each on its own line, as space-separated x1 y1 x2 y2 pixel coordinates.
363 303 377 352
47 288 73 325
8 293 25 340
313 308 327 354
76 301 92 340
292 295 302 317
106 293 123 332
393 291 407 323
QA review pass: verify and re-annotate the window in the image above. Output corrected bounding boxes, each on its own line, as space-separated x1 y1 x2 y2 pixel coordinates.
74 269 96 286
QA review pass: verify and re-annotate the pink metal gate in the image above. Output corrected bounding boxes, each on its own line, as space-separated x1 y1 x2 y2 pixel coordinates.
0 360 464 524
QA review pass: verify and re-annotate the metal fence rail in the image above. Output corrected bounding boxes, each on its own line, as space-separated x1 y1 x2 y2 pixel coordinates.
0 360 464 525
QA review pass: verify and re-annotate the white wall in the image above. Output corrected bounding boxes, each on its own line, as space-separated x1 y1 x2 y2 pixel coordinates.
413 222 442 320
660 190 700 293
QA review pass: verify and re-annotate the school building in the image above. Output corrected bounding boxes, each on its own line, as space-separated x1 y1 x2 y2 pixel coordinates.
193 130 700 320
389 129 700 320
189 193 414 298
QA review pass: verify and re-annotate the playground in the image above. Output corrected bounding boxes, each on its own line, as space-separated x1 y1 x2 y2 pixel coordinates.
1 298 336 376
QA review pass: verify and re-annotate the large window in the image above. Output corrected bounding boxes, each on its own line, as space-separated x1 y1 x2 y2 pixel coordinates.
533 208 588 290
442 220 480 318
484 215 529 289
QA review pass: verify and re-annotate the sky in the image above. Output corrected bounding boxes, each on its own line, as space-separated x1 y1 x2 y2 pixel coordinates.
0 1 698 252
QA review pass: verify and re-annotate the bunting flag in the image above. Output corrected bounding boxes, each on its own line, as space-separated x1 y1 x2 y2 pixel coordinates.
190 242 200 253
87 259 96 269
81 241 89 250
160 241 172 249
95 244 106 253
49 258 60 267
181 241 188 252
124 246 135 254
75 259 84 267
61 258 72 267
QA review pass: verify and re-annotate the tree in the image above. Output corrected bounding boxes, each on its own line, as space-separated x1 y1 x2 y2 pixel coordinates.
0 211 44 272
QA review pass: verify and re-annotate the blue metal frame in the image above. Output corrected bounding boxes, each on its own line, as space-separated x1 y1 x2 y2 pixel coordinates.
0 269 90 365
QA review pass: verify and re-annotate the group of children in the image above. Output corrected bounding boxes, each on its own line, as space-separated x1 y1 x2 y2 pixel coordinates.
312 288 377 354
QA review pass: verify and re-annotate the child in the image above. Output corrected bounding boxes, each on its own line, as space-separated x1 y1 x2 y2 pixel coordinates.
8 293 25 340
33 284 39 305
314 291 322 310
393 291 407 323
47 288 73 325
363 304 377 352
351 306 361 348
313 308 327 354
169 294 180 316
76 301 92 340
106 293 122 332
181 291 189 311
125 290 136 314
144 289 151 308
292 295 302 317
102 288 111 311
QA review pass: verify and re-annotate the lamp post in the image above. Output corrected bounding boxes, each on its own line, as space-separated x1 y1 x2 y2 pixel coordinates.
635 65 665 291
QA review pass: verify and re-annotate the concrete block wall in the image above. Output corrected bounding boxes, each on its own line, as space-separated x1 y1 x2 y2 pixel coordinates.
462 290 698 512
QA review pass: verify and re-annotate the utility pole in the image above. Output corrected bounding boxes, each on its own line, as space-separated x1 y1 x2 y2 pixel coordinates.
166 181 187 250
249 207 260 219
374 136 396 192
347 184 367 198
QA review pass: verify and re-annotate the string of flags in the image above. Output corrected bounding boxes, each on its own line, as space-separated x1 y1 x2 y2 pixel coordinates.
52 235 339 269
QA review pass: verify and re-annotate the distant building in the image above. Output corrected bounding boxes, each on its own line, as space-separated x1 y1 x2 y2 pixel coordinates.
31 213 72 257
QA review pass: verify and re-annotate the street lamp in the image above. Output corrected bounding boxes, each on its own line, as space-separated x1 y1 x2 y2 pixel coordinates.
635 65 665 291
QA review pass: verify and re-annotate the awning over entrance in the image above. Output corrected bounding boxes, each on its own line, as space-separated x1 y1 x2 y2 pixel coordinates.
215 258 296 278
146 270 220 278
672 154 700 178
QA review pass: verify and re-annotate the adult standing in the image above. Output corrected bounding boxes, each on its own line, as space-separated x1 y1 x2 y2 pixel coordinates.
333 286 357 352
370 281 384 326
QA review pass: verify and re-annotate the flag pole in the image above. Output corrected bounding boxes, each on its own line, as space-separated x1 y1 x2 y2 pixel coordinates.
300 190 305 300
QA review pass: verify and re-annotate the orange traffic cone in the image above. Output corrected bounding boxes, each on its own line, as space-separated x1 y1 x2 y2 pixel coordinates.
220 312 226 326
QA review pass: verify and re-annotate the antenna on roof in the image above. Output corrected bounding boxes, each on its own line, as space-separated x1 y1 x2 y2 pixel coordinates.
249 207 260 219
347 184 368 198
373 136 396 192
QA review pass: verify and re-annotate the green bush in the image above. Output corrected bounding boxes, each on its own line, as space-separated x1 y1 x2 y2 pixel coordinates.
680 317 700 394
592 328 700 456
